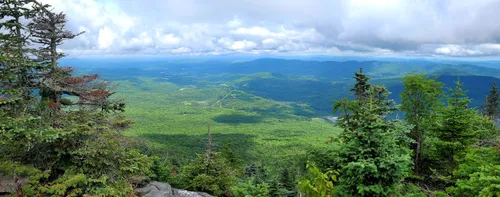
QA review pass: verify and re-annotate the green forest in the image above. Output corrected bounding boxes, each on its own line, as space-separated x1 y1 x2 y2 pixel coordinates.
2 1 500 197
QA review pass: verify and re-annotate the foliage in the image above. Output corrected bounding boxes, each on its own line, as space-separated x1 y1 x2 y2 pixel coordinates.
179 130 236 196
180 153 234 196
400 73 444 174
333 68 412 197
298 162 337 197
424 80 480 184
232 178 271 197
278 168 296 196
0 1 151 196
221 139 243 168
244 162 269 185
482 82 500 120
447 148 500 197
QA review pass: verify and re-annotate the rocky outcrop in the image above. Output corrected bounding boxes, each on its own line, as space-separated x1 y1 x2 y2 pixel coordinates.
136 181 213 197
0 174 27 197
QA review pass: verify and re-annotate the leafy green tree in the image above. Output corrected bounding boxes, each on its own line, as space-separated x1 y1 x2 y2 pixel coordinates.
333 68 412 197
482 82 500 121
400 73 443 174
298 162 337 197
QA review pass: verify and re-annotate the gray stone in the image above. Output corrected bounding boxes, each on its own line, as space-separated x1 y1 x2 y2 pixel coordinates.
173 189 213 197
136 181 173 197
136 181 214 197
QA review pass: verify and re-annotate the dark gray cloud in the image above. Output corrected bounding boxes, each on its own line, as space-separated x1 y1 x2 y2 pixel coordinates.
41 0 500 57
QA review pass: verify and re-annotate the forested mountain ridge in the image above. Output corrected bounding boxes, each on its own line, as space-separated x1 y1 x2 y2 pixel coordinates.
63 57 500 79
65 58 500 115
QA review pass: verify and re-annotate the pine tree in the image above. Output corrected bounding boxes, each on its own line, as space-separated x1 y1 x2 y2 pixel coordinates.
279 168 295 193
182 126 235 196
27 1 84 110
0 0 39 108
351 68 371 100
426 79 477 180
333 68 411 197
0 1 151 196
483 82 500 121
220 139 243 168
400 73 443 174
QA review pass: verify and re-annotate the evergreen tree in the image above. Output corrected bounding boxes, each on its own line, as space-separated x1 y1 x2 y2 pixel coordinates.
400 73 443 174
0 0 39 108
244 161 269 185
279 168 296 194
425 79 477 185
447 147 500 196
220 139 243 168
27 1 84 110
482 82 500 121
182 126 235 196
0 1 151 196
333 68 411 197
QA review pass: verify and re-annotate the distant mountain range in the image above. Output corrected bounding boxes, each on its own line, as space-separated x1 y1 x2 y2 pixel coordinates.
63 57 500 115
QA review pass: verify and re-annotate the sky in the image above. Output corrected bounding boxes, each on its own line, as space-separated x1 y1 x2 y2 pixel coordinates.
40 0 500 58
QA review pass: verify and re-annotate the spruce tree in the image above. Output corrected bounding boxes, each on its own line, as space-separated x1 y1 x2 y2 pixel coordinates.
0 0 38 108
182 126 235 196
28 1 84 110
482 82 500 121
0 1 150 196
220 139 243 168
333 68 411 197
426 79 477 181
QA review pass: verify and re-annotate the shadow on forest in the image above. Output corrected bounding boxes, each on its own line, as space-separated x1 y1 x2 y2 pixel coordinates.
237 78 349 114
140 133 256 162
213 114 263 124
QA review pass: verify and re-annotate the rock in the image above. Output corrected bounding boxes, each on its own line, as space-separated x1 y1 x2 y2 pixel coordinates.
136 181 214 197
172 189 213 197
0 174 27 196
136 181 173 197
0 175 14 195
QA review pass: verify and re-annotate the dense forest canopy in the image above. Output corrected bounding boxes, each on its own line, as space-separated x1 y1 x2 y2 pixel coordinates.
1 0 500 197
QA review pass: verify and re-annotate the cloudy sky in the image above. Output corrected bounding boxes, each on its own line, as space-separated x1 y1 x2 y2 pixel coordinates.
40 0 500 58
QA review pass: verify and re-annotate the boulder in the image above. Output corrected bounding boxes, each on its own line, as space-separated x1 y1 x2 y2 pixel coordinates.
136 181 214 197
172 189 213 197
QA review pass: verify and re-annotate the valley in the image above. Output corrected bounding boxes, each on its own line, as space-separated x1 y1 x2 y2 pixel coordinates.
65 58 500 164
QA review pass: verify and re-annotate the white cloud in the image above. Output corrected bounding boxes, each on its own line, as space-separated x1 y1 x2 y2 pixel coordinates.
434 45 483 56
217 37 234 48
231 40 257 51
35 0 500 57
227 17 242 27
97 26 115 49
121 32 153 49
156 32 181 46
171 47 191 54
